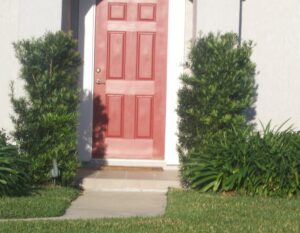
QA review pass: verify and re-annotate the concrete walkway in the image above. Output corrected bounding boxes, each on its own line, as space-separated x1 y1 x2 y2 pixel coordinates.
0 191 166 221
61 168 180 219
63 191 166 219
1 168 180 221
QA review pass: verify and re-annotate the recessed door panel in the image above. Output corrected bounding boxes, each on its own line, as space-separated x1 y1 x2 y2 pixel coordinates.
137 33 155 80
107 32 125 79
135 96 153 138
106 95 124 137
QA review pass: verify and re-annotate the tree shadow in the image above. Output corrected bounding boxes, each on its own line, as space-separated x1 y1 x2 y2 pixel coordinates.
245 76 258 127
92 95 108 159
75 0 110 168
77 90 108 166
75 90 109 184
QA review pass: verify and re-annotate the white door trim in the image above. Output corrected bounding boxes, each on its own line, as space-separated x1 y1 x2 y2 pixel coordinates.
77 0 96 162
164 0 185 165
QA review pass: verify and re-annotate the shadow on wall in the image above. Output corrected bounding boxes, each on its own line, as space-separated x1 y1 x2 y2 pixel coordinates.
92 94 109 159
77 90 109 164
245 83 258 126
76 0 110 166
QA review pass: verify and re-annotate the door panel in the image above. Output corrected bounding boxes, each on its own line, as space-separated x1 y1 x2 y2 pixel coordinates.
107 32 125 79
137 32 155 80
93 0 168 160
135 96 153 138
106 95 124 137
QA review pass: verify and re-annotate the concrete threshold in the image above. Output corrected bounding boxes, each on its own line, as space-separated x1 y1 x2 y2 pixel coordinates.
77 169 180 192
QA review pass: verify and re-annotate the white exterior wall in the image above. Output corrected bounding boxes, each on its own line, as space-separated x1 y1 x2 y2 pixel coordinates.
0 0 63 132
184 0 194 61
196 0 239 34
195 0 300 130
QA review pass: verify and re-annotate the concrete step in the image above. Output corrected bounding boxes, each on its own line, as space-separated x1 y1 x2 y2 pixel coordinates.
77 168 181 192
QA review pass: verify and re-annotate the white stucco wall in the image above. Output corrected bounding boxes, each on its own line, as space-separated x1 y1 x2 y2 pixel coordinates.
185 0 194 61
0 0 63 132
196 0 300 130
196 0 239 34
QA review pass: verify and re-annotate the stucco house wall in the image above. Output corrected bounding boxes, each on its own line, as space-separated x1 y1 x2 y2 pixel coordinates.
0 0 63 131
195 0 300 130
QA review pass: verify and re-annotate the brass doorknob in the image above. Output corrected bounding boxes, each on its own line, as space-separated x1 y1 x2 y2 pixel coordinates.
96 79 105 84
96 68 101 73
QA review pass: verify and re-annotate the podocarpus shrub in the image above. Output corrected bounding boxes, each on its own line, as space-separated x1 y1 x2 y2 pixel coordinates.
177 33 256 184
185 122 300 197
11 31 81 185
0 129 31 196
178 33 256 152
0 129 8 146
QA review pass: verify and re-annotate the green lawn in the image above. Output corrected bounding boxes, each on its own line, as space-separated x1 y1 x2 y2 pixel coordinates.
0 186 79 219
1 190 300 232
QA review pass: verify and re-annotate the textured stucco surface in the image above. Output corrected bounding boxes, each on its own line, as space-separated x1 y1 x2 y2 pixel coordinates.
195 0 300 130
0 0 62 132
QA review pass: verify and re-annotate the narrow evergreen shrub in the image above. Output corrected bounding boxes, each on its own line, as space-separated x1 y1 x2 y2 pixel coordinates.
178 32 300 197
0 130 31 196
0 129 8 146
185 122 300 197
177 33 257 185
177 33 256 152
11 31 81 185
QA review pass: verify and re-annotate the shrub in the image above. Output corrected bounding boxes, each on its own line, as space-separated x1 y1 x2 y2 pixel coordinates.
0 129 8 146
177 33 256 153
178 32 257 186
0 130 31 196
11 31 81 185
185 122 300 197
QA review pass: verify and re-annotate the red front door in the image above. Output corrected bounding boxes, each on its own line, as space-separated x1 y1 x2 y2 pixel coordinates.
93 0 168 160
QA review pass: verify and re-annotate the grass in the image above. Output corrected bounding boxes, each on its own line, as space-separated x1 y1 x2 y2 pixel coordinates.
1 190 300 232
0 186 79 219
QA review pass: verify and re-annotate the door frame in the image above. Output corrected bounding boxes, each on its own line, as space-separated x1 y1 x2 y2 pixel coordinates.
77 0 185 165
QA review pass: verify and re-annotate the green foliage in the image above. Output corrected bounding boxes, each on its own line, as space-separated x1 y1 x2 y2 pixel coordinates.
177 32 256 152
0 129 8 146
11 31 81 185
0 130 31 196
185 122 300 197
177 33 300 197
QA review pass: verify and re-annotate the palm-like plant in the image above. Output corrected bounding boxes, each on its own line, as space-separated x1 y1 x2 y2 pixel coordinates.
0 130 31 196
